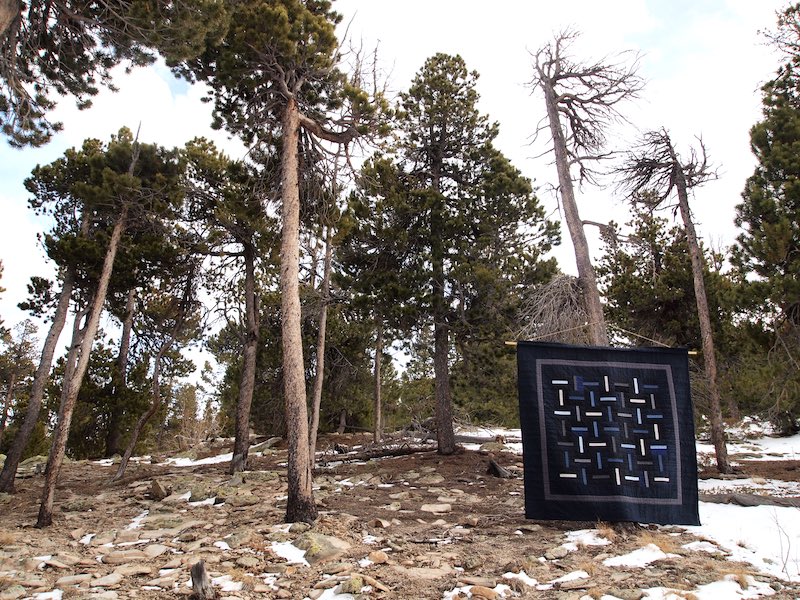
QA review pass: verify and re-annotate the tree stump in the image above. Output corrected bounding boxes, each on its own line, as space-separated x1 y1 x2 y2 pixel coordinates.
190 560 216 599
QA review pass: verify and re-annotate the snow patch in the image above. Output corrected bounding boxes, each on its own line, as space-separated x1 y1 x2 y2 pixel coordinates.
603 544 677 568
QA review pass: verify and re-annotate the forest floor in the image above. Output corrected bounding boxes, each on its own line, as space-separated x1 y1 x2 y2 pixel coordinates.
1 426 800 600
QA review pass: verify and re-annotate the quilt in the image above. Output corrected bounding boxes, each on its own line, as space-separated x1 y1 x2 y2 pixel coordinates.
517 341 699 525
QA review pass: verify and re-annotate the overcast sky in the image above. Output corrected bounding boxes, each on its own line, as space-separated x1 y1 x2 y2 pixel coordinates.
0 0 789 337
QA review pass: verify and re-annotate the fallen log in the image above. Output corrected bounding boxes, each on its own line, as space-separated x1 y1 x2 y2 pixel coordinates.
316 443 436 468
487 458 514 479
699 492 800 508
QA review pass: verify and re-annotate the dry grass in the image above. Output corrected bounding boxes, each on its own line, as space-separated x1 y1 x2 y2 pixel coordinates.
637 530 681 554
220 567 261 592
595 521 618 543
723 568 754 589
0 531 16 545
578 560 600 577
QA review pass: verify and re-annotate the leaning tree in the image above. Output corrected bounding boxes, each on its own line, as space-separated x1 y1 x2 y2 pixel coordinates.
529 30 643 346
177 0 384 523
616 129 731 474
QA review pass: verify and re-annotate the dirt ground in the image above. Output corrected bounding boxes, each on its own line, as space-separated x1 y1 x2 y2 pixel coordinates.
1 434 799 599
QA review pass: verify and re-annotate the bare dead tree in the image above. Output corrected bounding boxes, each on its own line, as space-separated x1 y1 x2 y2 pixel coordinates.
529 30 644 346
517 274 592 345
615 128 731 474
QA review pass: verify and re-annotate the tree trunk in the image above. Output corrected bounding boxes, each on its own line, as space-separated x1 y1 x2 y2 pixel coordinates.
672 155 731 474
541 74 608 346
230 243 259 474
0 372 17 448
336 409 347 434
308 225 332 469
0 0 19 44
280 98 316 524
105 286 136 457
0 264 76 493
113 337 172 481
373 314 383 444
37 205 128 527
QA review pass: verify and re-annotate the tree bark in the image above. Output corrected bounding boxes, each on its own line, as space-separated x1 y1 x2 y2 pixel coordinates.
671 152 731 474
230 242 259 474
373 313 383 444
336 409 347 434
0 0 19 44
105 285 136 457
0 263 77 493
0 372 16 448
281 97 316 524
113 336 172 481
540 73 608 346
308 225 332 469
37 204 128 527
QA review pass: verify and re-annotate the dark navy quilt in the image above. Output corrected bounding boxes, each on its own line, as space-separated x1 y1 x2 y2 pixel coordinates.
517 341 699 525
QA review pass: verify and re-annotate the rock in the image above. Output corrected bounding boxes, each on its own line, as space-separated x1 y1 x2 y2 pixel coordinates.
222 530 254 549
149 479 171 500
68 528 85 541
288 522 311 534
143 544 169 559
56 573 93 586
101 549 148 564
391 564 454 580
337 575 363 594
605 589 644 600
470 585 498 599
369 518 391 528
93 572 124 587
113 564 153 576
368 550 388 564
236 555 261 569
92 530 118 546
226 492 259 507
294 532 352 565
459 576 496 587
61 496 94 511
88 592 119 599
0 585 26 600
479 441 507 453
420 503 452 514
418 474 445 485
545 546 570 560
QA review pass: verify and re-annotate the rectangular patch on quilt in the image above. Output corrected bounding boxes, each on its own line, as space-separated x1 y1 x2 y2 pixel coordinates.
517 341 699 525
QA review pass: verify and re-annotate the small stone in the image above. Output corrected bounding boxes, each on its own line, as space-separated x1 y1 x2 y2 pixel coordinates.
337 575 363 594
236 555 261 569
93 572 124 587
0 585 26 600
368 550 388 564
420 503 451 514
113 564 153 576
288 522 311 533
143 544 169 559
370 518 391 528
470 585 498 599
294 532 351 565
88 592 119 600
69 528 85 541
56 573 94 586
418 474 445 485
544 546 570 560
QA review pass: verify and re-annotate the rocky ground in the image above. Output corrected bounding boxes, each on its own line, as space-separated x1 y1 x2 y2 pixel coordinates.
0 433 798 600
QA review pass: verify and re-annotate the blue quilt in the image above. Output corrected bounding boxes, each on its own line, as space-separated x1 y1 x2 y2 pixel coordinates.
517 341 700 525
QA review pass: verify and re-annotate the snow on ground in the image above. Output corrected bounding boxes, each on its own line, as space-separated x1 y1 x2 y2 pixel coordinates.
165 452 233 467
603 543 678 568
685 502 800 581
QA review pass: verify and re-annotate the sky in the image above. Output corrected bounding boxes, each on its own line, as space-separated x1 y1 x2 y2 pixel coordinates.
0 0 790 345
